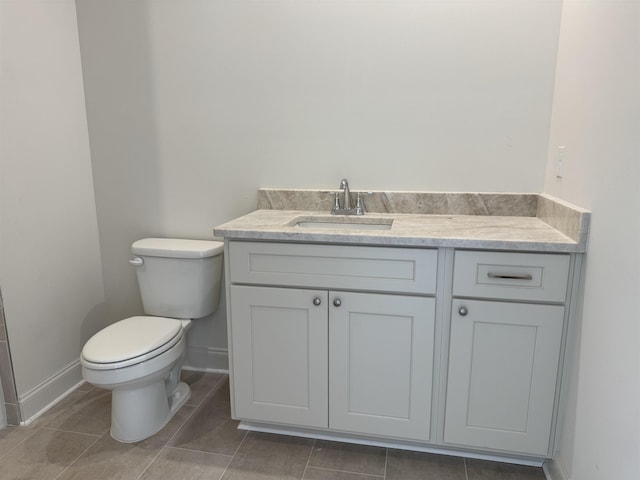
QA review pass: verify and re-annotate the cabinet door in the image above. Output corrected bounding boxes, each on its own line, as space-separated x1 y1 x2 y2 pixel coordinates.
445 299 564 456
329 291 435 441
230 285 328 428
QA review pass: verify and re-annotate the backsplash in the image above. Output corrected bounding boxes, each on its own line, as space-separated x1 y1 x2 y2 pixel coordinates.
258 189 538 216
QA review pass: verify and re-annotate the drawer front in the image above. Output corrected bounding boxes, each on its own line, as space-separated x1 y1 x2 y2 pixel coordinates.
229 241 437 294
453 250 570 303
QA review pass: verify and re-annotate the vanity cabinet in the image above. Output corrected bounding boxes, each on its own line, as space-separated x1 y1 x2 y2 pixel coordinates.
225 241 578 459
444 251 571 456
228 241 437 440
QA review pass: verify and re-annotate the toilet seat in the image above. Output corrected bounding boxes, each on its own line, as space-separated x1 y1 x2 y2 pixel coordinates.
82 316 184 370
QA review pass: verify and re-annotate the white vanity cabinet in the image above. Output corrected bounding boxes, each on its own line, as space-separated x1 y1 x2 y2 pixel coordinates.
227 241 438 440
444 250 571 456
225 240 579 460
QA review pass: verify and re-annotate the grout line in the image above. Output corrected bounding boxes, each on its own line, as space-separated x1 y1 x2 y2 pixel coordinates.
40 426 103 437
198 373 228 404
217 427 250 479
300 438 316 479
306 466 384 478
164 445 234 458
164 372 226 447
163 404 198 447
181 372 224 409
383 447 389 480
464 456 469 480
134 445 166 480
0 425 40 460
52 430 103 480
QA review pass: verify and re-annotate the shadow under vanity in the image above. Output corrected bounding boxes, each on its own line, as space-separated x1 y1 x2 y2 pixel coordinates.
213 188 590 466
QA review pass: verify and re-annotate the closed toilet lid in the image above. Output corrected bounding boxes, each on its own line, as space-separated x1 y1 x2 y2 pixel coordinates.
82 316 183 364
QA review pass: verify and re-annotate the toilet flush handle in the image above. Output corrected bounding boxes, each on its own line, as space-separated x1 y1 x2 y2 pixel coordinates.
129 257 144 267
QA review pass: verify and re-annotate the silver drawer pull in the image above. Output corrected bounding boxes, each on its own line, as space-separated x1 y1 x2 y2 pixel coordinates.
487 272 533 281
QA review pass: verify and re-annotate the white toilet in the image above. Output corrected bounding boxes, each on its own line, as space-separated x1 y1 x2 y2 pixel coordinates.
81 238 224 443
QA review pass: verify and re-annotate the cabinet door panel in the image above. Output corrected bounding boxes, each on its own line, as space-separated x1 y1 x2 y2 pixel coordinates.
445 299 564 456
230 286 328 428
329 292 435 440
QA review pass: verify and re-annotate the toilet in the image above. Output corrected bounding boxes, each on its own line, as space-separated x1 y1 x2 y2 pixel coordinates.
81 238 224 443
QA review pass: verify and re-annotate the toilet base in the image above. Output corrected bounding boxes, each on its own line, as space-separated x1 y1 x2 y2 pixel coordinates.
110 380 191 443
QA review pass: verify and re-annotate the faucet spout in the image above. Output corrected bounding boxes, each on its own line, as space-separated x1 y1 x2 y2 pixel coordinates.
340 178 351 211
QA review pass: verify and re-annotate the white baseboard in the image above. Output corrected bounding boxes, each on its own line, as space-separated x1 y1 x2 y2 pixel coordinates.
543 454 569 480
184 346 228 372
18 359 83 423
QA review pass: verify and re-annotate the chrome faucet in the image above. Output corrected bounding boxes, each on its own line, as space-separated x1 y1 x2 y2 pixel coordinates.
340 178 351 211
331 178 367 215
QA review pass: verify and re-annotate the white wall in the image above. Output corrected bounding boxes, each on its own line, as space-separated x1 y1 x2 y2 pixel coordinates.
75 0 563 366
0 0 106 418
543 2 640 479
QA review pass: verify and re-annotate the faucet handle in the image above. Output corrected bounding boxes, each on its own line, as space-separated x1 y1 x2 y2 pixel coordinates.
324 191 341 213
354 192 372 215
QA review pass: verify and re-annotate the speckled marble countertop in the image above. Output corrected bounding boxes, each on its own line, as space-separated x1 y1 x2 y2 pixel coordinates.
214 190 590 253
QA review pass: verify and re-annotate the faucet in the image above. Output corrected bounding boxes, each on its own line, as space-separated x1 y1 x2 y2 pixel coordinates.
331 178 367 215
340 178 351 212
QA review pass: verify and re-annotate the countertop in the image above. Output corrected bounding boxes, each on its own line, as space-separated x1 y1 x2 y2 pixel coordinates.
214 190 590 253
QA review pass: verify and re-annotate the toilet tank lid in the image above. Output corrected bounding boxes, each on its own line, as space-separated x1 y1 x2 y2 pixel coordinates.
131 238 223 259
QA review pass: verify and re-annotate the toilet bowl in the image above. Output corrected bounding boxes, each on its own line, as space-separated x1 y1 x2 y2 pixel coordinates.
81 316 191 442
80 238 224 443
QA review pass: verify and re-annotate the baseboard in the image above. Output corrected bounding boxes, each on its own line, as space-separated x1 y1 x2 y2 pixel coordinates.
184 346 228 372
18 359 83 423
543 454 569 480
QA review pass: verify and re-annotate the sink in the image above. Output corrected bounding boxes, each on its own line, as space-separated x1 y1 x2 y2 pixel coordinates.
287 216 394 231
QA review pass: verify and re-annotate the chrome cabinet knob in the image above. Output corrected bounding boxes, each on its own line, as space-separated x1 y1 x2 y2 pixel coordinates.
458 306 468 316
312 297 322 306
333 298 342 307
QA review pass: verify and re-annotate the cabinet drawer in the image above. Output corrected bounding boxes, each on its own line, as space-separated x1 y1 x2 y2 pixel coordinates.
453 250 570 303
229 241 437 294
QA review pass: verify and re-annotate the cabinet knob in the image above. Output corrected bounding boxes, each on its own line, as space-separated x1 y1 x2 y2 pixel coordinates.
333 298 342 307
312 297 322 306
458 306 468 316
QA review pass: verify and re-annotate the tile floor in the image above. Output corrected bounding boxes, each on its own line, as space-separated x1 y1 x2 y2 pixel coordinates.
0 372 546 480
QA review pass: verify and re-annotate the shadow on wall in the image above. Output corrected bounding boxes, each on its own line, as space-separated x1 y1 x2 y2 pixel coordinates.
76 0 165 325
80 302 111 348
0 286 19 425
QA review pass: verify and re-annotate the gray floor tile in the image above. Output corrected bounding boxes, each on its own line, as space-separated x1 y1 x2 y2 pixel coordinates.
222 432 314 480
308 440 387 476
181 370 224 407
57 405 195 480
30 388 93 429
0 428 97 480
304 467 384 480
139 446 231 480
386 450 466 480
0 425 37 458
169 378 246 455
41 387 112 435
0 372 552 480
466 459 546 479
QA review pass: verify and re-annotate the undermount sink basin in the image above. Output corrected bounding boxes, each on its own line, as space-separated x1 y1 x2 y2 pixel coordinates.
287 216 394 231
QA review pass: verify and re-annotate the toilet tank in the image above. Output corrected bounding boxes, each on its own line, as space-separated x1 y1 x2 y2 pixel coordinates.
131 238 224 319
